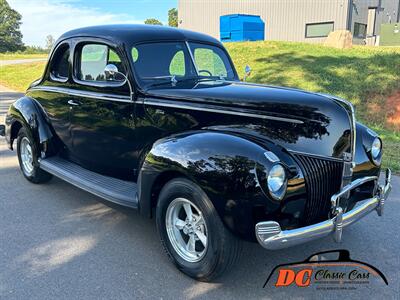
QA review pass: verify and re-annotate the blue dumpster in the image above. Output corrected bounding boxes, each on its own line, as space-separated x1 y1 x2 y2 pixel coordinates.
220 14 265 42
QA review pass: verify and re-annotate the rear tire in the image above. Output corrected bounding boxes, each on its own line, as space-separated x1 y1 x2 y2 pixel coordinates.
17 127 52 184
156 178 241 281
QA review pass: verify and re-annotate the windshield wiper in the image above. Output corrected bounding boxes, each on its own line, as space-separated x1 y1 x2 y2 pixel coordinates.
142 75 178 85
144 75 227 89
200 75 227 81
144 75 198 89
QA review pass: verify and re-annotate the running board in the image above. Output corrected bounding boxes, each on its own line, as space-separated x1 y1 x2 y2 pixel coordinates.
39 156 138 208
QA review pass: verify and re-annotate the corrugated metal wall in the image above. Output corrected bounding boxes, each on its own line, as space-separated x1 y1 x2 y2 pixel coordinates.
351 0 400 34
178 0 350 43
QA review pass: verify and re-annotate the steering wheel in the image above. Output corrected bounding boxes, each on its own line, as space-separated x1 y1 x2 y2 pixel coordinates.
198 69 213 76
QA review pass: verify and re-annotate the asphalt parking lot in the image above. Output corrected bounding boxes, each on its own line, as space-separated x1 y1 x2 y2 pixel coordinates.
1 88 399 299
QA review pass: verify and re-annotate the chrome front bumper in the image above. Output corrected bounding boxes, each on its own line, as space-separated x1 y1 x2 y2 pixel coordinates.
256 169 392 250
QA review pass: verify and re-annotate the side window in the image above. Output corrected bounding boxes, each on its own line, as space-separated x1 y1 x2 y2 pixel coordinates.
169 51 185 76
78 44 125 83
354 23 367 39
50 44 70 81
305 22 334 38
194 48 228 77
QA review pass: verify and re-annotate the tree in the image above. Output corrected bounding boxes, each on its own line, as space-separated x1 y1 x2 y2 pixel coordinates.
168 8 178 27
144 18 163 26
45 35 55 51
0 0 25 52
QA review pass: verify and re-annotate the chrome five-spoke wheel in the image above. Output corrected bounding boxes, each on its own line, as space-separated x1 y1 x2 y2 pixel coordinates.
165 198 208 262
20 136 34 176
157 178 241 280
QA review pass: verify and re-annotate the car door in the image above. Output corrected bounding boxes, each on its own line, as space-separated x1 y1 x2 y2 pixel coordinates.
35 42 74 153
69 41 137 180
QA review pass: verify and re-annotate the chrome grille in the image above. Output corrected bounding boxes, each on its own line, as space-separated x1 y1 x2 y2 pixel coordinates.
293 154 344 225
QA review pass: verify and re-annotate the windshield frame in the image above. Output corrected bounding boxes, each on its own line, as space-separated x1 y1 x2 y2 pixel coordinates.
126 40 239 90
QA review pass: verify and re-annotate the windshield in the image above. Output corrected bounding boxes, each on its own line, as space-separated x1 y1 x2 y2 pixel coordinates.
130 42 236 88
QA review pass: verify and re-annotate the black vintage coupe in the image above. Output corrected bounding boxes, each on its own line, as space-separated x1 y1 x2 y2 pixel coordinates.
1 25 392 280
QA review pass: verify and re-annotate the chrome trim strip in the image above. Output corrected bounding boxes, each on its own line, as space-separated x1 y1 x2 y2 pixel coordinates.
185 41 199 75
288 150 344 162
347 101 357 160
30 86 302 124
144 98 304 124
29 86 131 103
255 170 391 250
264 151 280 163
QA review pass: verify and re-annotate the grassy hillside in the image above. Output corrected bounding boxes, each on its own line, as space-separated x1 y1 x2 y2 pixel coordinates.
226 42 400 127
1 42 399 171
225 41 400 171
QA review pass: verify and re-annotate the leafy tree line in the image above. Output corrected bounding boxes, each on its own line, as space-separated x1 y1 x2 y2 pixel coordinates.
144 18 163 25
168 8 178 27
0 0 24 52
1 0 179 53
144 8 178 27
0 0 53 53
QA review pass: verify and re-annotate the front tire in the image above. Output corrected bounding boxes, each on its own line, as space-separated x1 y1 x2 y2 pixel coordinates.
156 178 241 281
17 127 52 183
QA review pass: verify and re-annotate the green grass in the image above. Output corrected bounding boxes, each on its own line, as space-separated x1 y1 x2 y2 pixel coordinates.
225 42 400 104
0 62 45 91
0 53 48 60
225 41 400 172
1 42 399 171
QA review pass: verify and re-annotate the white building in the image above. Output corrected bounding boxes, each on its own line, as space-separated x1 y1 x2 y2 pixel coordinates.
178 0 400 44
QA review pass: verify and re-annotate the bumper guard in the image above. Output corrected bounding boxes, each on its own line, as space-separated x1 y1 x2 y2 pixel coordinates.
256 169 392 250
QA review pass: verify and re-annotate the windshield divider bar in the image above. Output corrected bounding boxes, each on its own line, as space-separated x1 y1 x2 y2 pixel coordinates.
185 41 199 76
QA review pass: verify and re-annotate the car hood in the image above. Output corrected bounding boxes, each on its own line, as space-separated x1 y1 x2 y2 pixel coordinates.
146 80 353 159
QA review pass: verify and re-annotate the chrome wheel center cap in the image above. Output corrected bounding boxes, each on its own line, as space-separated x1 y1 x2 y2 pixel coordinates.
183 223 194 235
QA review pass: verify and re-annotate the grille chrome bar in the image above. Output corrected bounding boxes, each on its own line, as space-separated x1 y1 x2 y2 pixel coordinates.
293 154 344 225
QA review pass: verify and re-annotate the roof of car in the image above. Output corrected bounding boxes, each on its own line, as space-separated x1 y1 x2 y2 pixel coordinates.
58 24 221 45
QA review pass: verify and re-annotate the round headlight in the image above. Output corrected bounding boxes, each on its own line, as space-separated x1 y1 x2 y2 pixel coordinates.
371 137 382 159
267 164 286 194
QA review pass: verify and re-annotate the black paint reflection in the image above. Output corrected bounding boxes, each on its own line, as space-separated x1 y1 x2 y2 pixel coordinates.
146 80 351 158
333 129 351 157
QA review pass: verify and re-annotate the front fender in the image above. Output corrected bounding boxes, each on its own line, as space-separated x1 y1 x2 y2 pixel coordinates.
138 130 302 240
352 122 381 178
5 96 53 150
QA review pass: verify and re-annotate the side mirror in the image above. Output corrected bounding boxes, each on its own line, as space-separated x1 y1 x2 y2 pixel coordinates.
104 64 119 79
103 64 134 103
243 65 252 81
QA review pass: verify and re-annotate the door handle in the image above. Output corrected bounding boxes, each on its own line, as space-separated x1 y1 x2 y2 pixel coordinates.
67 99 80 106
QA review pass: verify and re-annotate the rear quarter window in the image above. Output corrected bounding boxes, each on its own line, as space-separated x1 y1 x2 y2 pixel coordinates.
50 44 70 82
